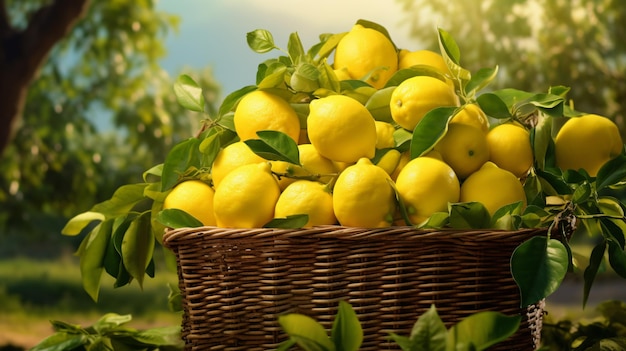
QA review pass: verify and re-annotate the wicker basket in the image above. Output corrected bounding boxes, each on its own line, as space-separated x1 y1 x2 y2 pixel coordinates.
163 226 546 351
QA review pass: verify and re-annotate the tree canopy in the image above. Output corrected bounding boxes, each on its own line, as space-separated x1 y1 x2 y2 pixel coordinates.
397 0 626 137
0 0 219 241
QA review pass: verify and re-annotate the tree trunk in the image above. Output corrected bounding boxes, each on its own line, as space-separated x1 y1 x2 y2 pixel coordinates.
0 0 90 155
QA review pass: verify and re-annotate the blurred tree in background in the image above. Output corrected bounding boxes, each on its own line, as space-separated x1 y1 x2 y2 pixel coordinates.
0 0 219 249
397 0 626 137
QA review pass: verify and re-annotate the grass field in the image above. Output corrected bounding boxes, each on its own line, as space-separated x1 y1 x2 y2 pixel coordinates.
0 252 182 350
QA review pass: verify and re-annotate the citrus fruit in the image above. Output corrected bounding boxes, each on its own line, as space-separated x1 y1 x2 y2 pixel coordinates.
307 94 377 163
163 180 216 226
395 156 460 225
233 90 301 142
460 162 527 215
332 158 396 227
434 123 490 179
333 68 352 81
375 121 396 149
390 150 411 181
398 49 450 73
555 114 623 177
211 141 265 187
213 162 280 228
270 161 301 190
487 123 533 178
375 149 402 175
298 144 338 183
333 24 398 89
389 75 459 131
450 103 490 133
274 180 337 227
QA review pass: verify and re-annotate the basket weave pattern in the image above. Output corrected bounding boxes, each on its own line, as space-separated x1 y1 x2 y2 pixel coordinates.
163 226 545 350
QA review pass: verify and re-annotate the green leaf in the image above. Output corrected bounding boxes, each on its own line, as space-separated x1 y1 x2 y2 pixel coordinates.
536 168 573 195
131 326 183 347
525 93 564 117
490 88 535 109
491 202 524 230
608 240 626 279
385 65 447 88
62 211 105 236
437 28 471 81
90 184 149 219
410 106 457 159
449 202 491 229
168 282 183 312
465 66 498 95
247 29 276 53
476 93 512 119
572 182 592 204
583 240 607 308
596 153 626 191
394 127 413 152
30 332 88 351
387 334 413 351
418 212 450 229
161 137 201 191
291 62 321 92
278 313 335 351
288 32 306 64
142 163 163 182
156 208 204 229
218 85 257 118
121 212 155 288
259 64 288 89
245 130 300 164
409 305 447 351
173 74 205 112
511 236 569 307
365 86 396 123
315 32 346 61
93 313 132 333
331 301 363 351
447 312 521 351
79 219 113 301
530 113 553 170
264 214 309 229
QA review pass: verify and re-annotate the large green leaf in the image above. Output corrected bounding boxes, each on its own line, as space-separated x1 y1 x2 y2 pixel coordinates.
90 184 149 219
156 208 204 229
30 332 88 351
476 93 512 119
246 29 277 53
365 86 396 122
447 312 521 351
173 74 205 112
410 106 457 159
511 236 569 307
245 130 300 164
331 301 363 351
121 212 155 288
464 65 498 96
449 202 491 229
161 137 201 191
408 304 447 351
62 211 105 236
78 219 113 301
278 313 335 351
583 240 607 308
596 153 626 191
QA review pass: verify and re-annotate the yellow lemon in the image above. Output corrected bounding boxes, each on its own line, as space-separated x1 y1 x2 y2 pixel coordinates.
270 161 301 190
390 75 459 131
233 90 301 142
398 49 450 73
333 158 396 227
375 121 396 149
274 180 337 227
163 180 216 226
307 94 377 163
487 123 533 178
333 24 398 89
333 68 352 81
213 162 280 228
390 150 411 181
299 144 338 183
460 162 527 215
450 103 490 133
395 157 460 225
434 123 490 179
375 149 402 175
555 114 623 177
211 141 265 187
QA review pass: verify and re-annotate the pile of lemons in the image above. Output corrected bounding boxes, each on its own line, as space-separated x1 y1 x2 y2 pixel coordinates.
163 23 623 229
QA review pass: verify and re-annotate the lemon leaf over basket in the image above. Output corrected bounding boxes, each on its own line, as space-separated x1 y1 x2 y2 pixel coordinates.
278 313 335 351
511 236 569 307
446 311 521 351
331 301 363 351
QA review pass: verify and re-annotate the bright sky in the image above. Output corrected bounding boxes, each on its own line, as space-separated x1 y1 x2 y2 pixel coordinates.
157 0 422 98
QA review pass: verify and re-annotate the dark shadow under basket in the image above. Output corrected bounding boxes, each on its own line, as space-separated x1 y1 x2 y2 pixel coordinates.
163 226 546 351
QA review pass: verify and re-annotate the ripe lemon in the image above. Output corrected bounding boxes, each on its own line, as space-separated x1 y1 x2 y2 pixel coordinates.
307 95 377 163
555 114 623 177
487 123 533 178
233 90 301 142
333 24 398 89
390 150 411 181
213 162 280 228
163 180 216 226
460 162 527 215
211 141 265 187
375 149 402 175
434 123 490 179
395 157 460 225
389 75 459 131
375 121 396 149
450 104 490 133
270 161 301 190
333 158 396 227
274 180 337 227
398 49 450 73
299 144 338 183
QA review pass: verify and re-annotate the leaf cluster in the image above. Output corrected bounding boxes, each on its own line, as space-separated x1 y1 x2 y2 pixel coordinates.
30 313 183 351
278 302 520 351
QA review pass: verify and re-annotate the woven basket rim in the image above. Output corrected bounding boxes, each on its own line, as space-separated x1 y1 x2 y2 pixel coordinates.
162 225 547 248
